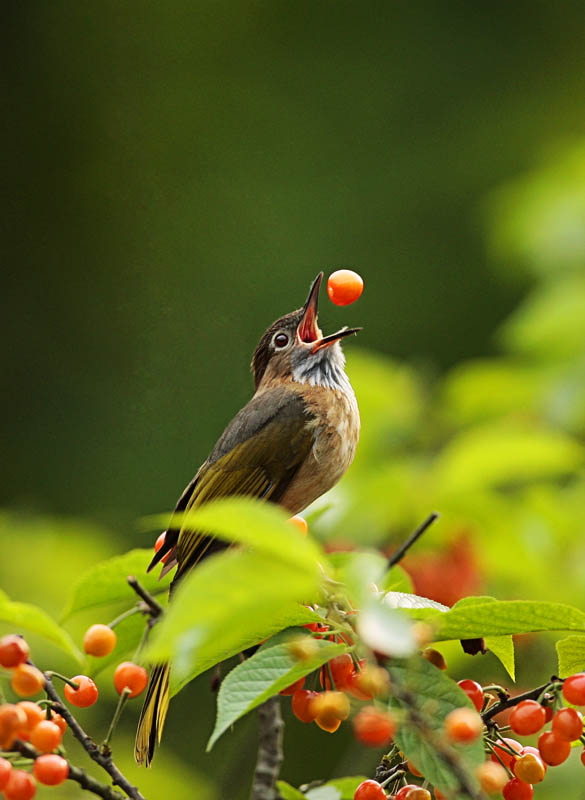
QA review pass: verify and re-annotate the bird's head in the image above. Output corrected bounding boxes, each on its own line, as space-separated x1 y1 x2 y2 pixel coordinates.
251 273 361 391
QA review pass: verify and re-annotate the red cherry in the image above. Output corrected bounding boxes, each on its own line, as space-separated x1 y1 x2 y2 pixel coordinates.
490 738 523 769
354 779 386 800
562 672 585 705
352 706 396 747
502 778 533 800
552 707 583 741
457 679 484 712
279 676 306 696
291 690 319 723
509 700 546 736
64 675 99 708
327 270 364 306
538 731 571 766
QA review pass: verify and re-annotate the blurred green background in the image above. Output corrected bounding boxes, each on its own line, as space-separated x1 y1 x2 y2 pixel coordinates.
3 2 585 798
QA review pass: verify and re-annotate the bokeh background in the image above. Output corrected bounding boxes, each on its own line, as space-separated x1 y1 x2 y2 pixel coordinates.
3 2 585 798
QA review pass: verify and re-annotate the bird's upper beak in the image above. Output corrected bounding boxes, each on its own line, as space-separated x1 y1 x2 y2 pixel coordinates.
297 272 361 352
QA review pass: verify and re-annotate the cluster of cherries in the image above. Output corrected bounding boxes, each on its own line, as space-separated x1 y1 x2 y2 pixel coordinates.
0 629 149 799
352 672 585 800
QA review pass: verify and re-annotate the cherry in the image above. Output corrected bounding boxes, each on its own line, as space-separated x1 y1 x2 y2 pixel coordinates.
0 757 12 790
10 665 45 698
280 676 306 696
64 675 99 708
113 662 148 698
321 654 355 690
502 778 533 800
0 636 30 669
512 753 546 784
3 770 37 800
288 516 308 535
83 624 117 657
551 706 583 741
457 679 484 712
444 707 483 743
291 690 319 723
396 786 431 800
509 700 546 736
353 666 390 698
327 270 364 306
395 786 420 800
49 712 67 736
537 731 571 766
33 754 69 786
354 779 386 800
16 703 44 734
490 737 523 769
30 720 62 753
310 691 350 725
562 672 585 705
581 747 585 767
476 760 508 794
352 706 396 747
0 704 28 746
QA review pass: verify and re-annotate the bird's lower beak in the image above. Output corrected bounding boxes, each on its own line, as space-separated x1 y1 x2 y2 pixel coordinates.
311 326 362 353
297 273 323 343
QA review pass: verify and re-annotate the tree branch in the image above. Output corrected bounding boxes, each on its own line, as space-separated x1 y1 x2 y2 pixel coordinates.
250 696 284 800
14 740 127 800
387 512 439 568
482 681 553 724
126 576 163 618
39 670 147 800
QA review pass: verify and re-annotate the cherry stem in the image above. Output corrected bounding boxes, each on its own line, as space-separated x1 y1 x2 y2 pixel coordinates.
386 512 439 568
45 671 79 690
108 606 143 629
102 687 132 749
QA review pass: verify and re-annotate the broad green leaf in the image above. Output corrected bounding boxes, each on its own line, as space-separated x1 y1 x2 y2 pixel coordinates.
306 778 368 800
148 496 323 570
144 548 322 695
430 600 585 640
208 639 347 749
389 657 484 795
61 549 171 620
383 592 448 612
556 635 585 677
277 782 307 800
0 591 83 664
485 636 515 681
379 564 414 593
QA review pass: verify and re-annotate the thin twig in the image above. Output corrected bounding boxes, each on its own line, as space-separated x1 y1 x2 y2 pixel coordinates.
14 740 127 800
126 576 163 618
250 696 284 800
38 669 147 800
387 512 439 568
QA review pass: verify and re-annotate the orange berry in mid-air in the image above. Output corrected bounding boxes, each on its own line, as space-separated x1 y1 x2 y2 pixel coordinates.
83 624 117 657
288 516 308 535
327 270 364 306
10 665 45 698
113 662 149 698
0 636 30 669
33 754 69 786
64 675 99 708
444 707 483 743
30 720 62 753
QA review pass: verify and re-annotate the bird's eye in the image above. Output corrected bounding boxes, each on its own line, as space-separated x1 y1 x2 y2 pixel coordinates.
274 333 289 348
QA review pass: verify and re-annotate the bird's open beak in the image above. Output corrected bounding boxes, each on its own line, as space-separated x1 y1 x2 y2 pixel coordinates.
297 272 361 352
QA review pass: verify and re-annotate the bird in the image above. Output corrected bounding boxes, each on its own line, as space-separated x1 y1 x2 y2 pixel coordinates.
135 272 361 766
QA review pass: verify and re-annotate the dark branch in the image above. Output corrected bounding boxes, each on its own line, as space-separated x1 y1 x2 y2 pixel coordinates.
14 740 126 800
127 576 163 618
39 670 147 800
250 696 284 800
387 512 439 568
482 681 553 724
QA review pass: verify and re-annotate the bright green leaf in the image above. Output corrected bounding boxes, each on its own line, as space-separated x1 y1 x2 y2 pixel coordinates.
0 592 83 665
277 782 307 800
485 636 515 681
389 657 484 794
144 548 322 696
208 639 347 749
557 635 585 677
61 549 171 620
379 565 414 593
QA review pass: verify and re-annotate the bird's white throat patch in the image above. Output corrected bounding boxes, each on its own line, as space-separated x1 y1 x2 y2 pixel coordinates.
292 346 353 394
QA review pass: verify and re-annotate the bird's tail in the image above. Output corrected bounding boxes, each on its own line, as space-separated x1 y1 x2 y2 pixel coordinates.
134 662 170 766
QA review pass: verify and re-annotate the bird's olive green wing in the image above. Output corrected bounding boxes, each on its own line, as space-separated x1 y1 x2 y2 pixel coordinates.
172 389 315 582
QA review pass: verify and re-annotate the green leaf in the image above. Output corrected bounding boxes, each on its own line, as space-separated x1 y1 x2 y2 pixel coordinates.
0 591 83 664
384 592 448 612
306 778 368 800
379 564 414 593
144 548 322 696
61 549 171 620
430 600 585 640
327 550 387 607
148 496 324 570
389 657 484 795
277 782 307 800
556 635 585 677
485 636 515 681
208 639 347 749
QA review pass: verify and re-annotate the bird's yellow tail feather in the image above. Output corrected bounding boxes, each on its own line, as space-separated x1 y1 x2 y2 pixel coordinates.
134 662 170 766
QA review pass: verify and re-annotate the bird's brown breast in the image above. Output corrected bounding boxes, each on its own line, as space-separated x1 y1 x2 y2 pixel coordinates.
279 382 360 515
